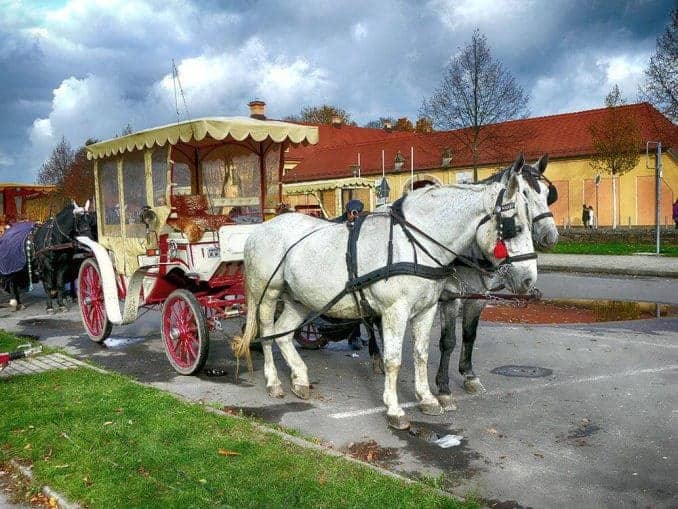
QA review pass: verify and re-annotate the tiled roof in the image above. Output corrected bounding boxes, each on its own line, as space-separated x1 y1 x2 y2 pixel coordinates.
283 103 677 183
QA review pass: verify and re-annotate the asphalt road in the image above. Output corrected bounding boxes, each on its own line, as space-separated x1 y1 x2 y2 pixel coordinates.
2 272 677 508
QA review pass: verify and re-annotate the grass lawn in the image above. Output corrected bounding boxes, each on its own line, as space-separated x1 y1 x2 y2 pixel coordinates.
0 334 475 509
549 240 678 256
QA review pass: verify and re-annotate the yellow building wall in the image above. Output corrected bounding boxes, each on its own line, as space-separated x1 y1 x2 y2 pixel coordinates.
283 152 678 227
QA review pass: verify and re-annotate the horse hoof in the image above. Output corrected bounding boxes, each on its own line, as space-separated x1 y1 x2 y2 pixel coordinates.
386 414 410 430
437 394 458 411
463 377 486 394
9 298 17 308
291 384 311 400
420 401 444 416
267 384 284 398
46 308 55 315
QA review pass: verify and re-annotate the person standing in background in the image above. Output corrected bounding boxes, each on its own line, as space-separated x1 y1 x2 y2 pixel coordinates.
673 199 678 229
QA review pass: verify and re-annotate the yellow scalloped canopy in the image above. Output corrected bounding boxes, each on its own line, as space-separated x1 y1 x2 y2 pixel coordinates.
87 117 319 160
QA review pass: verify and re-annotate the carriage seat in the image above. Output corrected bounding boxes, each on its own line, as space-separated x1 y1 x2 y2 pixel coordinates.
166 194 233 242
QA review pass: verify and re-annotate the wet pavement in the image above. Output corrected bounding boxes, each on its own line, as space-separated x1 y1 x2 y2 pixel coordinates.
1 278 677 509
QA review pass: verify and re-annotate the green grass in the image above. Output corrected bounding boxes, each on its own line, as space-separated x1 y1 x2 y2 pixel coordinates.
0 338 474 508
549 240 678 256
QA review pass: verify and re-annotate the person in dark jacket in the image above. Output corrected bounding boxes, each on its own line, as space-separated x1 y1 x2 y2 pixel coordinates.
673 199 678 229
332 199 364 223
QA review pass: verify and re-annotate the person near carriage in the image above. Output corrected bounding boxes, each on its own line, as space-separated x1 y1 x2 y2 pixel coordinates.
330 199 367 349
673 199 678 229
331 199 364 224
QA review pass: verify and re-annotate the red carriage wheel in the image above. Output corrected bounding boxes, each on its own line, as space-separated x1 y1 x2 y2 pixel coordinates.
78 258 112 343
294 321 328 350
161 289 209 375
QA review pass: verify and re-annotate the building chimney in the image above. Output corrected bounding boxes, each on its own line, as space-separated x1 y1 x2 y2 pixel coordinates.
331 114 342 127
383 120 393 132
248 100 266 120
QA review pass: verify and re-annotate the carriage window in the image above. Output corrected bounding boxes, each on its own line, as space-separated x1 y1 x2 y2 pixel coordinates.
151 148 168 206
172 163 192 197
122 153 147 237
201 145 262 224
99 159 121 236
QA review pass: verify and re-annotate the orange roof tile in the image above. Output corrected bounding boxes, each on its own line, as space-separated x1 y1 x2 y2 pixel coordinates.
283 103 677 183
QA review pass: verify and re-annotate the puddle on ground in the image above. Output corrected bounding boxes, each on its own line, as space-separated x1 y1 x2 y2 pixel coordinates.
222 402 313 422
17 318 83 331
391 421 483 485
482 299 678 324
490 365 553 378
103 336 147 349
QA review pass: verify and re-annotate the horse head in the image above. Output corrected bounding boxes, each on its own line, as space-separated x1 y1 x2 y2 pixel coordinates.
70 200 97 240
483 154 559 251
476 165 538 294
516 154 559 250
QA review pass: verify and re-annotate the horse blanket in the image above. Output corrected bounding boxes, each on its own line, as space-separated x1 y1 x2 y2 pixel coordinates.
0 221 34 275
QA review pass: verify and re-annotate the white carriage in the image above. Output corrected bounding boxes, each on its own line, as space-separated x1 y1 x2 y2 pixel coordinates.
77 117 318 374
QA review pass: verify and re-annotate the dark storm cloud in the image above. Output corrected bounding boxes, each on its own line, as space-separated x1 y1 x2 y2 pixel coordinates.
0 0 674 183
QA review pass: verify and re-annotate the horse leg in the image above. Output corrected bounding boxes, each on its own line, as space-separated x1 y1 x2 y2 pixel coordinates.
459 299 487 394
9 277 21 310
258 293 284 398
56 263 67 311
368 317 384 374
411 305 443 416
273 299 311 399
435 299 460 411
381 305 409 429
43 279 55 314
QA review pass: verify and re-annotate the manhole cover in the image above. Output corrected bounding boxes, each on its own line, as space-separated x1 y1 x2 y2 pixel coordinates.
491 365 553 378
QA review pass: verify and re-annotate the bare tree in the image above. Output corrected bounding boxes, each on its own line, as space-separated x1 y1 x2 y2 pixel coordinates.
394 117 414 132
285 105 356 125
420 29 529 181
639 8 677 122
36 136 75 187
589 85 641 229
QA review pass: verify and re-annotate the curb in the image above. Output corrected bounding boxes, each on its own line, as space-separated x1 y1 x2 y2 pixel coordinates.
539 265 678 278
10 460 80 509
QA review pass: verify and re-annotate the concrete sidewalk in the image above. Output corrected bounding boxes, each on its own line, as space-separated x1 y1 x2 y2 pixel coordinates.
538 253 678 278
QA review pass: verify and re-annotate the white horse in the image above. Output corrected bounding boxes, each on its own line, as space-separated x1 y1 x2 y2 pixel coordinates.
233 161 538 429
434 155 559 404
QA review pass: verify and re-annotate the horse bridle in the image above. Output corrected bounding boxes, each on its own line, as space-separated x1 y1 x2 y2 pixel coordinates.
529 174 557 226
476 187 538 266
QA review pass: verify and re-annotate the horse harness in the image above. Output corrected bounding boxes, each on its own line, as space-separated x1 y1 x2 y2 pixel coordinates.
256 185 538 341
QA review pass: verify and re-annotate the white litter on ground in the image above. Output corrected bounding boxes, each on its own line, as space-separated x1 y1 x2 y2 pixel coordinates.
433 434 463 448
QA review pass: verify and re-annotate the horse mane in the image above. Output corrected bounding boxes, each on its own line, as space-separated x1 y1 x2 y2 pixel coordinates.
480 164 541 193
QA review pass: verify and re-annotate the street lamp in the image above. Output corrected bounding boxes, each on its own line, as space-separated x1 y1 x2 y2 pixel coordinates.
594 174 601 229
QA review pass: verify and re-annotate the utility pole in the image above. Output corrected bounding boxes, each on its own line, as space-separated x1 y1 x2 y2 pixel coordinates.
646 141 662 256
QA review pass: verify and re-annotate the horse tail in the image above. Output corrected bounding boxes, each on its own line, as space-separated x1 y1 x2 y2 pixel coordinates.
231 293 258 380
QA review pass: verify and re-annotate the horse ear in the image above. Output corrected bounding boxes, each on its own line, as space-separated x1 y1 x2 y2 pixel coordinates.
512 153 525 173
537 154 549 174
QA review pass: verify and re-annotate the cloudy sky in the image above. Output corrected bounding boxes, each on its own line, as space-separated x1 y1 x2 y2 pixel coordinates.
0 0 674 182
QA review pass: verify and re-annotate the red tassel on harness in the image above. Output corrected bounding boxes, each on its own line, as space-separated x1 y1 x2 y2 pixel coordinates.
493 239 508 259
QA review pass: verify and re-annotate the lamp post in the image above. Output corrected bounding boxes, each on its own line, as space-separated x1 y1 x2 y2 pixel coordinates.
594 174 600 229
